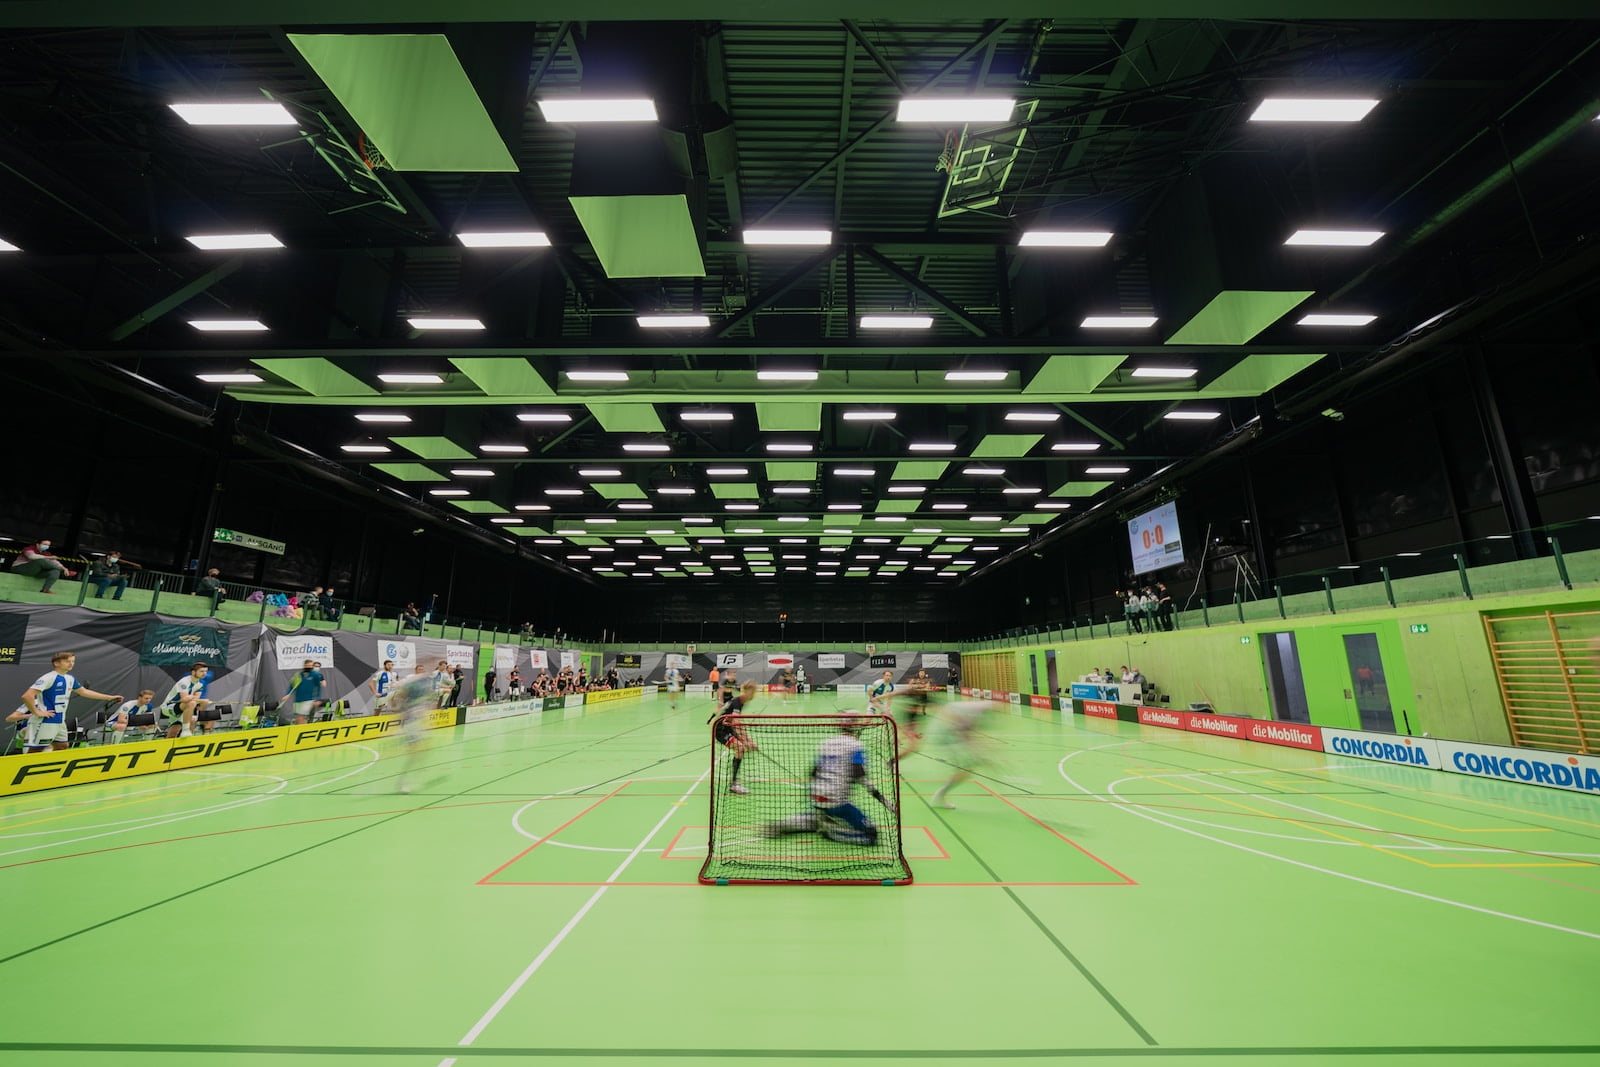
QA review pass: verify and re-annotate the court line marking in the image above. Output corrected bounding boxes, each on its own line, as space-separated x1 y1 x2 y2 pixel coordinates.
450 769 710 1054
1060 743 1600 943
0 771 293 839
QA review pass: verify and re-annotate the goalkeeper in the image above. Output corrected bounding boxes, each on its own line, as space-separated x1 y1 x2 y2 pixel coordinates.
766 712 894 846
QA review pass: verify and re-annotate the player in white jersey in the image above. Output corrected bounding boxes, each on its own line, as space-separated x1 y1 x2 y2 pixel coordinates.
931 700 991 808
388 666 439 793
865 670 895 714
20 650 121 752
664 664 681 709
368 660 396 711
766 711 894 845
160 662 211 738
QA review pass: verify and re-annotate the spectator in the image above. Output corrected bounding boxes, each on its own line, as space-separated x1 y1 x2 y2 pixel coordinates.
1101 667 1116 683
302 586 325 621
401 603 423 632
1116 589 1141 634
280 659 325 725
449 665 465 706
519 621 534 641
20 650 120 752
197 568 227 611
87 551 130 600
1120 665 1136 684
10 539 75 594
483 667 498 703
1156 582 1175 632
321 587 342 623
1140 587 1159 632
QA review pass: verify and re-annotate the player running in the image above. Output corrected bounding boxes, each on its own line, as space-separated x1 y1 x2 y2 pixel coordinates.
664 662 682 709
931 700 992 808
765 711 895 845
710 679 759 795
389 665 440 794
888 673 934 759
865 670 895 714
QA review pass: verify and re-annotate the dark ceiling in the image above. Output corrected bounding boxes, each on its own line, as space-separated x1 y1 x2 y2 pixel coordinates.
1 9 1598 590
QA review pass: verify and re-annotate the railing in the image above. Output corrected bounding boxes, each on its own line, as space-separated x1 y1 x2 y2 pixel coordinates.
961 517 1600 649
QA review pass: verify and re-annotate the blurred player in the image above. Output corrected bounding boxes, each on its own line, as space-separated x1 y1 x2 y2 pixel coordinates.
389 665 439 794
664 661 682 710
931 700 992 809
888 673 933 759
766 710 895 845
710 679 760 794
866 669 894 714
779 664 797 705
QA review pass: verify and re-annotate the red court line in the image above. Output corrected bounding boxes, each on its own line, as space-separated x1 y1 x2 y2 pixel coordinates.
913 825 951 861
1510 869 1600 895
659 824 695 860
477 783 628 884
976 782 1137 885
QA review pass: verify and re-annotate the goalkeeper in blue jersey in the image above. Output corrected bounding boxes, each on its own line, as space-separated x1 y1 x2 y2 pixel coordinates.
766 711 895 845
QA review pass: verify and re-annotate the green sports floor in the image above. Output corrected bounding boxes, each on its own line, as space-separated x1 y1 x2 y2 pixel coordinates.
4 692 1598 1066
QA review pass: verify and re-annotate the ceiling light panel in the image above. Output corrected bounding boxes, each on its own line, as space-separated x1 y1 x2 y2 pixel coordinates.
170 102 297 125
538 98 657 123
897 98 1015 123
1249 98 1380 123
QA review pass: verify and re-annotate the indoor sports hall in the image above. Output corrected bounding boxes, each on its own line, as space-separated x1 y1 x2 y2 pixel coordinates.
3 689 1597 1065
3 4 1600 1066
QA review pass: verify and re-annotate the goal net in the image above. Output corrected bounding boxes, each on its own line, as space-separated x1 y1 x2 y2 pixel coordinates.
699 713 911 885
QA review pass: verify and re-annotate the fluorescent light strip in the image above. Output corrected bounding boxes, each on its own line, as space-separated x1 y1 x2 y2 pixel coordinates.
1017 230 1113 248
908 442 957 452
578 468 621 477
637 314 712 329
860 315 933 330
187 319 268 332
378 373 443 384
963 467 1004 476
429 489 469 497
1051 442 1102 452
656 487 696 495
514 504 551 512
169 102 297 126
1081 315 1158 328
185 233 282 251
680 411 734 422
480 444 528 453
565 370 629 382
545 488 583 496
1085 466 1130 474
538 98 657 123
1002 487 1040 495
756 369 819 381
354 412 411 423
841 411 896 421
833 467 875 476
1249 98 1379 123
407 317 484 331
1298 313 1377 327
622 442 670 453
1130 367 1197 379
772 486 810 495
827 503 862 511
0 237 18 253
944 370 1007 382
517 412 572 423
341 444 390 454
1004 411 1059 423
196 373 262 384
1163 411 1222 421
743 228 832 245
1285 229 1384 247
932 503 967 511
766 442 813 453
449 468 494 477
618 502 653 510
725 503 759 511
887 485 926 493
457 231 550 248
706 467 749 476
897 97 1015 123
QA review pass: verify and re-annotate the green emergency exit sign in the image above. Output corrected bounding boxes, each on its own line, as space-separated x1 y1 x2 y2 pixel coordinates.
1240 636 1252 644
1409 623 1429 634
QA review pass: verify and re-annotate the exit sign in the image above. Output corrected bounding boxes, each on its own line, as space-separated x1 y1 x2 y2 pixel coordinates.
1409 623 1429 634
1239 636 1252 644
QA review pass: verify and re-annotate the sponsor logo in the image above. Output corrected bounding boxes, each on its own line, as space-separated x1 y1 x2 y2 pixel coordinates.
1137 706 1183 729
289 719 399 747
275 635 334 670
1441 741 1600 794
1247 720 1324 751
542 697 566 712
0 612 29 664
141 622 229 667
869 654 897 669
716 653 743 668
767 653 794 668
1029 695 1052 709
1185 712 1246 737
380 640 417 670
959 687 972 696
921 653 949 669
163 735 280 764
1083 700 1118 720
1326 732 1434 766
817 653 845 669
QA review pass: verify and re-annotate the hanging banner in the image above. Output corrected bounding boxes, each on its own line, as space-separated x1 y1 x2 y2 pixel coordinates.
767 652 794 669
376 639 416 671
921 652 948 669
869 654 897 669
494 645 519 674
615 652 643 670
715 653 743 669
560 650 578 670
140 623 230 668
665 653 690 669
529 648 547 670
274 633 334 670
445 644 475 669
817 653 845 669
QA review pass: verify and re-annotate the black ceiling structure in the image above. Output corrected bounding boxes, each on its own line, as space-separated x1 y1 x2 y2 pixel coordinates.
2 6 1598 602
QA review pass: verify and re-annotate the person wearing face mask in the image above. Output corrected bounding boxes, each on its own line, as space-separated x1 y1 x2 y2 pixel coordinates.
9 539 75 593
87 550 130 600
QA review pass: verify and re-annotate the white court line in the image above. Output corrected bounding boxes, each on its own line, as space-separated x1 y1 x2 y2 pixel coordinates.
449 769 709 1057
0 771 292 840
1059 746 1600 943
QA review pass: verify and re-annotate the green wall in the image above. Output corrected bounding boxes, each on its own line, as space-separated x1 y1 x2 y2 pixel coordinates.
999 586 1600 746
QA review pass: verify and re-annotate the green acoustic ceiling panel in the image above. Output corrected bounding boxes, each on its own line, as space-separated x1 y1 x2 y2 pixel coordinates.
288 34 516 172
1051 480 1114 497
710 482 760 499
970 433 1043 458
822 514 861 527
1015 513 1056 524
1201 353 1328 395
390 436 474 460
892 461 950 480
765 462 817 481
757 402 821 431
565 537 606 547
1166 291 1314 345
586 402 663 433
371 462 447 482
874 499 920 513
1023 355 1126 393
448 499 505 514
569 194 706 278
502 526 547 537
249 357 376 397
450 357 553 396
593 483 648 499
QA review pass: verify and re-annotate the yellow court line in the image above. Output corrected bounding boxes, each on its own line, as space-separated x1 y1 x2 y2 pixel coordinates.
1425 861 1594 869
1266 779 1549 834
1310 764 1600 831
0 774 246 833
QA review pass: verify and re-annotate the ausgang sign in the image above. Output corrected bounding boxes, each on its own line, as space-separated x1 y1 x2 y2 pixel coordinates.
212 528 286 556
